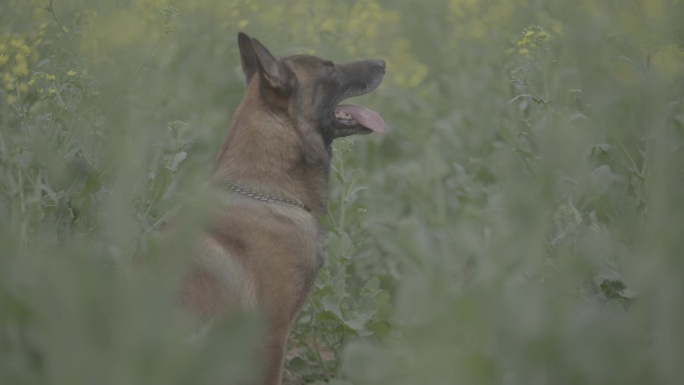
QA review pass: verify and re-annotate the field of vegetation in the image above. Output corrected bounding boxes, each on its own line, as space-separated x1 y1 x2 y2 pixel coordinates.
2 0 683 384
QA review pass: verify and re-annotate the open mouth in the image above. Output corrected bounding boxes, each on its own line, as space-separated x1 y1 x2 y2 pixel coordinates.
334 104 386 133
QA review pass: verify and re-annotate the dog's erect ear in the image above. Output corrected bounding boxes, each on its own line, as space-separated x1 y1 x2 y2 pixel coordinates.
251 38 291 92
237 33 291 92
238 32 258 83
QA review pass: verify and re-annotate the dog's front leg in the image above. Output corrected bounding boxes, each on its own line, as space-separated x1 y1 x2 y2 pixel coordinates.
260 321 290 385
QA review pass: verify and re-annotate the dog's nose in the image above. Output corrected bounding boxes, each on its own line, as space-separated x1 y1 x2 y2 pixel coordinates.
374 60 386 73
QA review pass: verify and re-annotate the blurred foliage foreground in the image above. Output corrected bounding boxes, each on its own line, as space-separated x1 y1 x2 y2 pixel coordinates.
1 0 684 384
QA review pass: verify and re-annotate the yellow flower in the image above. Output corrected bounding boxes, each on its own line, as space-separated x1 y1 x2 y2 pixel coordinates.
320 19 335 32
653 44 684 80
0 54 8 66
48 87 56 95
13 64 29 77
14 52 27 64
67 69 77 77
47 74 56 81
538 30 550 41
19 82 28 93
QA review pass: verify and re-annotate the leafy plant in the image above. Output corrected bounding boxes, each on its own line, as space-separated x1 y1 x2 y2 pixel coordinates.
2 0 684 384
287 138 394 383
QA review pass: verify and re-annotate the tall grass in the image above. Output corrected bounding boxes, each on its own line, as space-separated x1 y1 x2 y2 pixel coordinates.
1 0 683 384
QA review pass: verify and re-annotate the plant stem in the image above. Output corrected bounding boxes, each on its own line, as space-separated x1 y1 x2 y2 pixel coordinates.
311 333 330 381
130 30 167 81
46 0 83 66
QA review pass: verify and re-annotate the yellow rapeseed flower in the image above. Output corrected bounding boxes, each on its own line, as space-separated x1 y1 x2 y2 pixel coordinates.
47 74 56 81
19 82 28 93
67 69 77 77
320 19 335 32
653 44 684 80
0 54 8 66
537 30 550 41
14 52 27 64
48 87 56 95
13 64 29 77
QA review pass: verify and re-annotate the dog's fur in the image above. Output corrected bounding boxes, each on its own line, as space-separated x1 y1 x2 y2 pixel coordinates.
180 33 385 385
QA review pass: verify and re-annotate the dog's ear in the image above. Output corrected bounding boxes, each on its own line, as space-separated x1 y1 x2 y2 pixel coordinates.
251 38 291 92
238 32 258 83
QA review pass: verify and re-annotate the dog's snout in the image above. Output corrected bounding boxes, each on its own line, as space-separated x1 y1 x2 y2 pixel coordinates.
374 60 386 73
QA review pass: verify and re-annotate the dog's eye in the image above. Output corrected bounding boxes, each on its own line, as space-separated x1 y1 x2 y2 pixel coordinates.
323 61 335 73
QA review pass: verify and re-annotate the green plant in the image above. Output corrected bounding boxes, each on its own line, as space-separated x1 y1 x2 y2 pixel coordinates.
287 138 394 383
2 0 684 384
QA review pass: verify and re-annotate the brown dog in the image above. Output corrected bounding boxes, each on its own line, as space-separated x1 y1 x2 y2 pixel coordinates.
181 32 385 385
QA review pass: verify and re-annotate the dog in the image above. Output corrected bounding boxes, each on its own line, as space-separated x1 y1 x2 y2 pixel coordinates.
179 32 386 385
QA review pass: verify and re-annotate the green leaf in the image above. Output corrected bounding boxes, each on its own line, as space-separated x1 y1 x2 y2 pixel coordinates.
168 151 187 172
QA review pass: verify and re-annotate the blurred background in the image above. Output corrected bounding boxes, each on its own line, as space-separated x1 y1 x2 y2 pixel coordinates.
1 0 683 384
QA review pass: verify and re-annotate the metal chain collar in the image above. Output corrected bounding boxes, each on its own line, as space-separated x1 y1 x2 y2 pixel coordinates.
223 181 312 213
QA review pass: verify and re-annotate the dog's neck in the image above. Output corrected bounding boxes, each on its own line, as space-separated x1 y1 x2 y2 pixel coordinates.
213 84 331 213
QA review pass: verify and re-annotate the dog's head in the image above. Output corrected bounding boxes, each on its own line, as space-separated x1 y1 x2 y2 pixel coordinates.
237 32 386 143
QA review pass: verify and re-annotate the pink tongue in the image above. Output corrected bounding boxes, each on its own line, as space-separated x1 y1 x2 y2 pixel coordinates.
335 104 386 133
